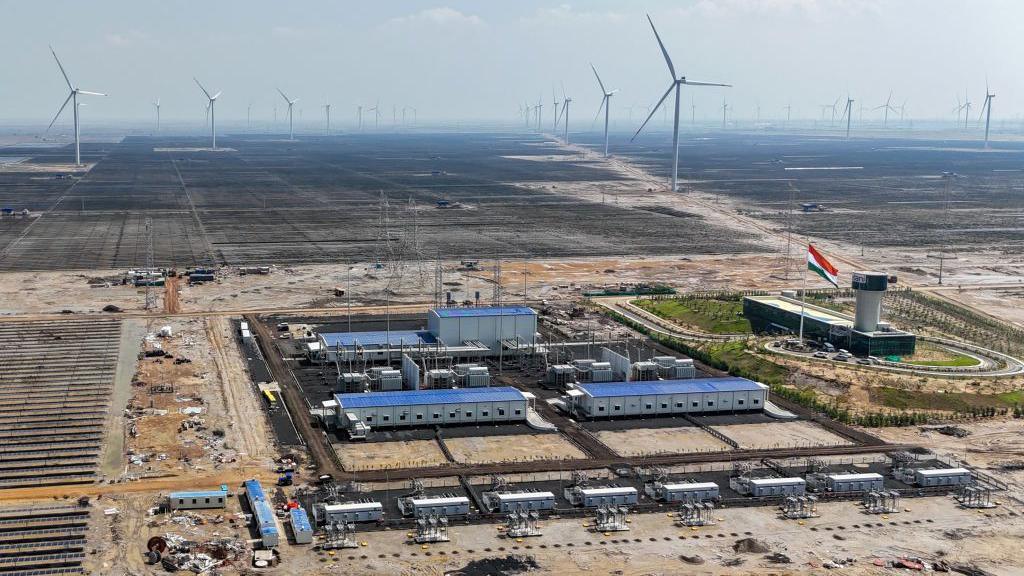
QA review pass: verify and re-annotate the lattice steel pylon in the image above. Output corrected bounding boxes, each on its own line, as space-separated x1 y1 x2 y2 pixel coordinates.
491 259 502 305
773 180 802 282
372 191 405 293
405 196 428 286
144 217 157 310
433 253 443 308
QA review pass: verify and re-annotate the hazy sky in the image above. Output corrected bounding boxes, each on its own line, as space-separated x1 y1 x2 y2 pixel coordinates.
2 0 1022 126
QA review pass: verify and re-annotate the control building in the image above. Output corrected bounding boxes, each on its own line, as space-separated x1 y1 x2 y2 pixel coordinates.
566 377 768 419
743 272 915 356
244 479 280 548
332 386 531 432
317 306 539 364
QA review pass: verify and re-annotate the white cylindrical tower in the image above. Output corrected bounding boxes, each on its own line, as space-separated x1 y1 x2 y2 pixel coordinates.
852 272 889 332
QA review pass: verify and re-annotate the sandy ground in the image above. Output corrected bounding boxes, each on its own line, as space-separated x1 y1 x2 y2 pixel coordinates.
334 440 449 471
443 434 587 465
711 421 854 450
120 316 275 480
594 427 732 457
940 285 1024 329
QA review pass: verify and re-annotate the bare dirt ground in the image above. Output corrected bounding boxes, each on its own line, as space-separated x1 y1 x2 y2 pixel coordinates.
122 316 274 479
939 285 1024 329
444 434 586 465
594 427 732 457
334 440 449 471
711 421 854 450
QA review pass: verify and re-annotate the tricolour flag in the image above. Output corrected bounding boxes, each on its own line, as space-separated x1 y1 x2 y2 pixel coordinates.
807 244 839 288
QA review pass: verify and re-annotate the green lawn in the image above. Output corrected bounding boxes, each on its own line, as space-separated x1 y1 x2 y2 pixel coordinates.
633 298 752 335
904 355 980 367
872 387 1021 412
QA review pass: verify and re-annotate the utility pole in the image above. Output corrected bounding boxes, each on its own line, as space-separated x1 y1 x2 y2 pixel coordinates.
144 217 156 310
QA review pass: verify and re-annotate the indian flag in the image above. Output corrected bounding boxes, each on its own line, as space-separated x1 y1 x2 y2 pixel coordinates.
807 244 839 288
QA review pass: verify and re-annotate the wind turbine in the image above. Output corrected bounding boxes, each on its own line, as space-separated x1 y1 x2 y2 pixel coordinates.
554 86 571 144
551 88 560 133
590 63 618 157
47 46 106 166
193 78 221 149
721 100 729 129
784 103 792 127
277 89 298 140
368 101 381 129
979 83 995 147
874 90 898 127
153 98 161 132
535 97 543 132
323 100 331 134
247 102 252 132
632 14 730 192
961 89 972 130
357 105 363 130
839 95 854 138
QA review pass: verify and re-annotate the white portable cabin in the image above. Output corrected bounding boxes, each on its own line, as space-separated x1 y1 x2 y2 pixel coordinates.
168 490 228 510
565 486 638 508
746 477 806 497
401 496 471 518
317 501 384 524
483 491 556 513
914 467 972 487
334 387 529 429
824 473 884 493
646 482 719 503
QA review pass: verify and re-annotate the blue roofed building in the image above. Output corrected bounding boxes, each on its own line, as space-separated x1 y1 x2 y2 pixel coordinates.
315 306 538 364
333 386 531 429
244 479 280 548
289 506 314 544
566 377 769 419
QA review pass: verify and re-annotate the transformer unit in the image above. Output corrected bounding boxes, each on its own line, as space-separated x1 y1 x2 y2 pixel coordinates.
546 364 576 388
645 481 719 503
398 495 471 518
653 356 696 379
465 366 491 387
631 361 658 381
315 501 384 525
913 467 972 488
564 486 638 508
482 491 556 513
589 362 614 382
369 367 402 391
338 372 367 393
425 369 456 389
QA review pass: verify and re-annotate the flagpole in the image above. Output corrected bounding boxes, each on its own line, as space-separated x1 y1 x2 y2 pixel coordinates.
799 240 808 346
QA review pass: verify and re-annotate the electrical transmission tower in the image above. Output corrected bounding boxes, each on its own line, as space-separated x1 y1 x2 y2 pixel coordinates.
491 259 502 305
773 180 802 282
144 217 157 310
434 253 443 308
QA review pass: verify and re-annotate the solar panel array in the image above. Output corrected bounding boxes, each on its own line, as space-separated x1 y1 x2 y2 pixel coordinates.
0 503 91 576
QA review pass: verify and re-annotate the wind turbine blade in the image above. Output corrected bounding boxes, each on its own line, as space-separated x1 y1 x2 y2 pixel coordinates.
681 80 731 87
292 98 300 104
194 77 212 99
590 63 607 94
49 46 74 90
47 92 74 132
592 95 607 125
277 88 291 104
646 14 676 79
211 91 222 100
77 90 106 96
632 82 674 141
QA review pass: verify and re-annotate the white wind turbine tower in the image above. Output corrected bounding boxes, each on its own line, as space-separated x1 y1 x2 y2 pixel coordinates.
153 98 161 132
323 100 331 134
590 63 618 157
535 97 543 132
47 46 106 166
839 95 854 138
961 89 972 130
193 78 221 149
277 89 299 140
979 83 995 147
632 14 730 192
553 85 571 143
551 88 560 133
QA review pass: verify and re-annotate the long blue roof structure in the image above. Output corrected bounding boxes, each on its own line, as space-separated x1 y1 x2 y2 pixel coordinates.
320 330 437 348
336 386 526 409
577 377 766 398
290 507 312 533
432 306 535 318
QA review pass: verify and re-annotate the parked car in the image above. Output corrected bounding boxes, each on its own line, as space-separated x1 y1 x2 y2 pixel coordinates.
813 351 829 359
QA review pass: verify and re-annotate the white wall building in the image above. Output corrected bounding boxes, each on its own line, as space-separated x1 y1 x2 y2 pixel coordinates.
568 377 768 419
